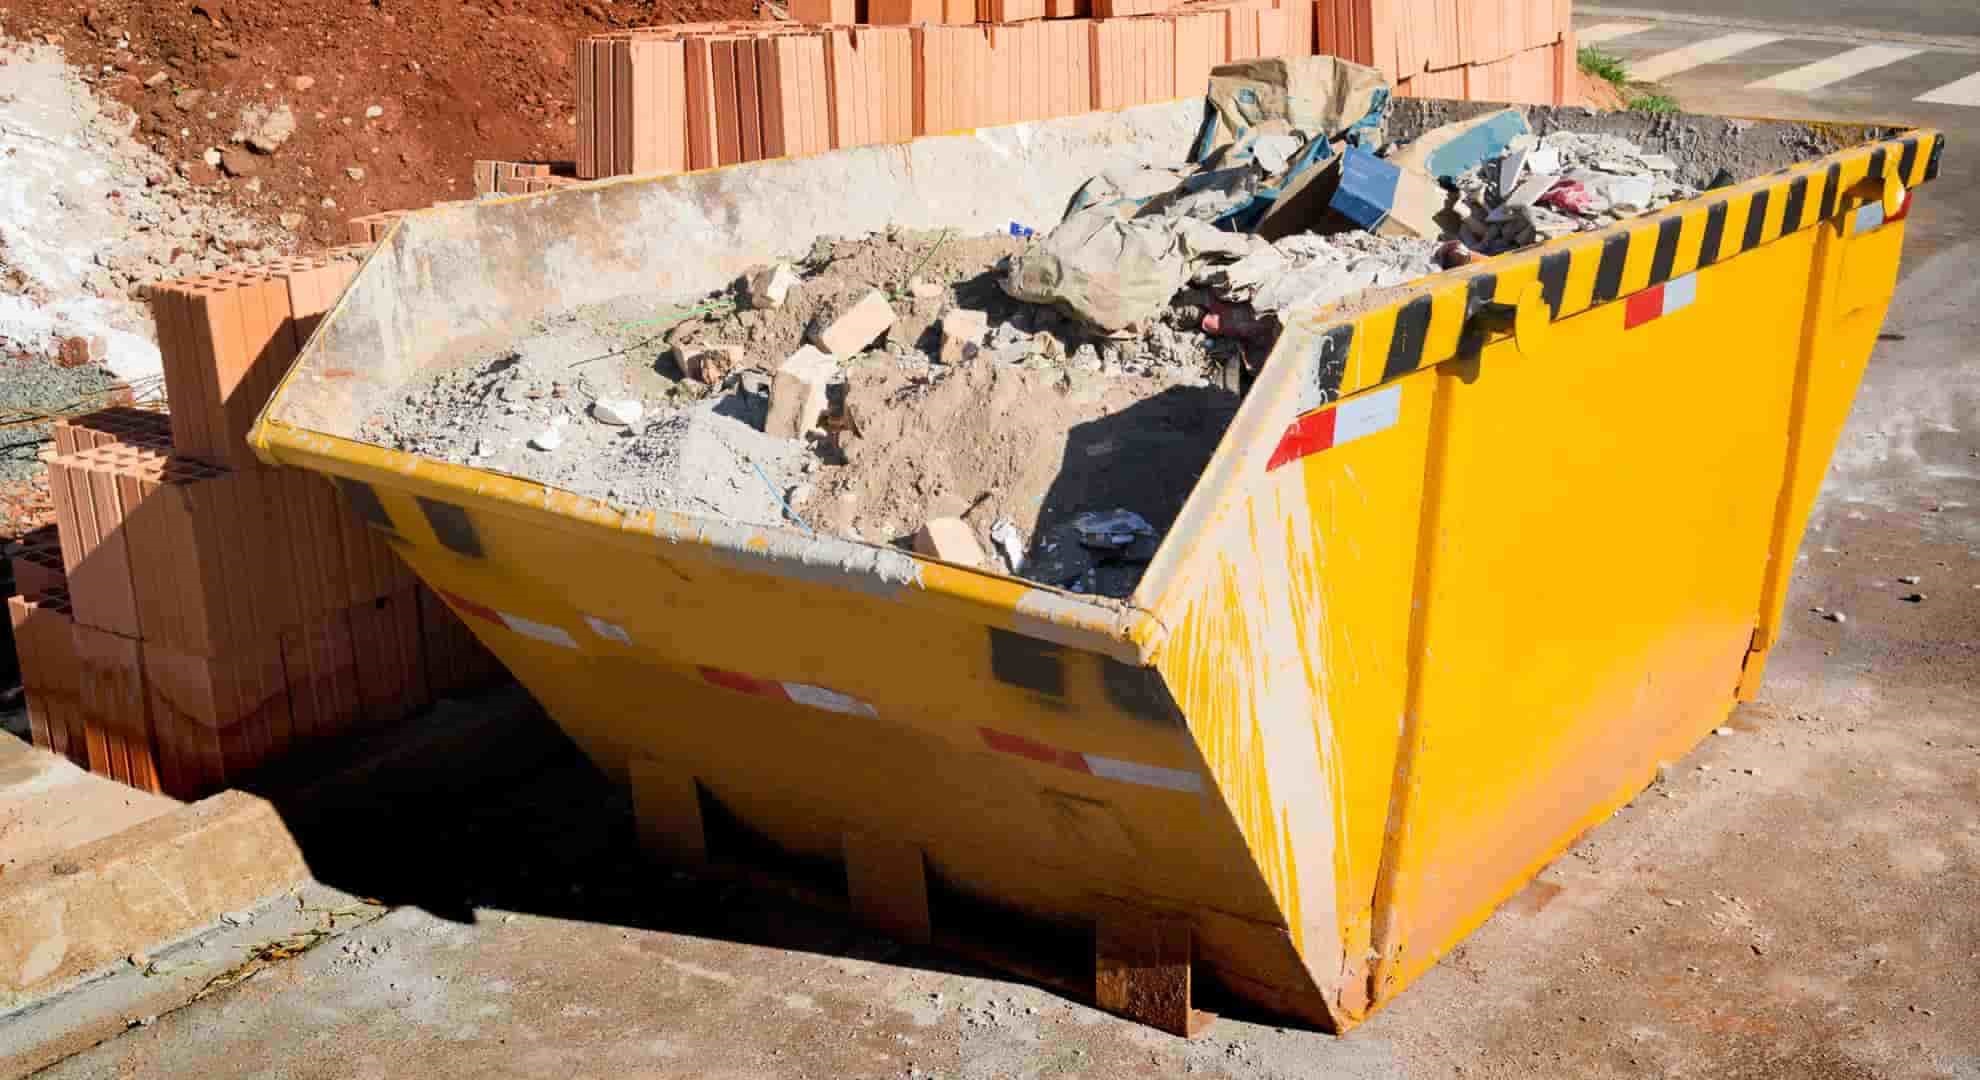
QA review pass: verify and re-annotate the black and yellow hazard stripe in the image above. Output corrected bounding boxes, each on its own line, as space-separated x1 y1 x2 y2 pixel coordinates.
335 476 399 535
417 497 486 557
1297 130 1943 404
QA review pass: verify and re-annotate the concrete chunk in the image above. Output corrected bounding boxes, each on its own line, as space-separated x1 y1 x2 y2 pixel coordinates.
938 308 988 365
912 517 986 568
812 289 896 356
592 398 644 426
765 345 837 440
744 263 800 310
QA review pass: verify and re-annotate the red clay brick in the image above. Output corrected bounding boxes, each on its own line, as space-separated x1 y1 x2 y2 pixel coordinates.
791 0 855 20
11 588 84 767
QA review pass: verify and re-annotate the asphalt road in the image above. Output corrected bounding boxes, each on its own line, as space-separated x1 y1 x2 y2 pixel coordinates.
1582 0 1980 47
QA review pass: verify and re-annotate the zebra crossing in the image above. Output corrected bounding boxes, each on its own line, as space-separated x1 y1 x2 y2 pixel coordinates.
1575 18 1980 105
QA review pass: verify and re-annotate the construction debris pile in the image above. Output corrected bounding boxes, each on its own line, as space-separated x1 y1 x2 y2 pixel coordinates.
371 59 1703 601
1448 131 1701 253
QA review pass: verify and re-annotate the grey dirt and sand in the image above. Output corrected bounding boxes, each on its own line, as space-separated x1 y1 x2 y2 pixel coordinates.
364 226 1247 597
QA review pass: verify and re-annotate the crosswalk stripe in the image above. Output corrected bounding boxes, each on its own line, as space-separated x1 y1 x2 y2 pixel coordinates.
1630 32 1785 82
1577 22 1655 45
1917 69 1980 106
1748 44 1926 93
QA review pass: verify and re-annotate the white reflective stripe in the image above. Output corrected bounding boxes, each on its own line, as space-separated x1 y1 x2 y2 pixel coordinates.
1747 45 1923 93
1630 33 1783 83
780 682 878 718
1081 754 1204 793
583 615 632 644
1334 384 1403 446
1663 273 1698 316
1853 201 1885 233
1295 329 1352 414
1575 21 1654 45
500 612 577 649
1917 70 1980 107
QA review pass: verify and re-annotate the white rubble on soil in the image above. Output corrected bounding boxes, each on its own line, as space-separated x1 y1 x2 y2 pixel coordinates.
369 331 812 530
1450 131 1701 254
0 45 279 391
591 398 643 426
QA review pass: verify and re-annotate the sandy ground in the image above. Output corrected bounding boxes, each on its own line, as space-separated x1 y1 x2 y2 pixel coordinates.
0 733 175 874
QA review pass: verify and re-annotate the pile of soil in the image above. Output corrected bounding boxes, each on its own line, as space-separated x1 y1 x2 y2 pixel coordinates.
0 0 758 248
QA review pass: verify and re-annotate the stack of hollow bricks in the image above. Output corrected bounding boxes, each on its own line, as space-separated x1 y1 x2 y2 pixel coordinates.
573 0 1569 181
471 161 583 196
6 250 506 800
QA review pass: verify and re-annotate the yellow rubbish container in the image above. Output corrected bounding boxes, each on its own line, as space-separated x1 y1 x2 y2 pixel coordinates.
252 100 1943 1033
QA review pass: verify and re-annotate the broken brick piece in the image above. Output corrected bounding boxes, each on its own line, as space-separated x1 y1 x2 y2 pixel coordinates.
765 345 838 441
911 518 987 568
812 289 896 356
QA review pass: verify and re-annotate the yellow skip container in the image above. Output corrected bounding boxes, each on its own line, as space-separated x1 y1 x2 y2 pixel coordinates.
252 99 1942 1033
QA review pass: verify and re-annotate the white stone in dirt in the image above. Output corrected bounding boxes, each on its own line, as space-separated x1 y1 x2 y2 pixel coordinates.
202 147 222 167
529 423 565 451
938 308 988 365
989 518 1025 573
744 263 799 309
812 289 895 356
912 517 987 568
346 166 365 181
765 345 837 440
592 398 643 426
364 104 384 119
244 103 297 154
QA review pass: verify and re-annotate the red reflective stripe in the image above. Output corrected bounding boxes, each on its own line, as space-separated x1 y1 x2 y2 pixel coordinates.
1888 189 1913 223
979 727 1091 773
1623 284 1665 329
699 666 788 699
1265 407 1339 472
438 588 502 627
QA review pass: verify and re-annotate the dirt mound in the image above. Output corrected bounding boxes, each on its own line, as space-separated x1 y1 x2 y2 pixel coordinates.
816 356 1230 555
0 0 758 248
668 229 1034 377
